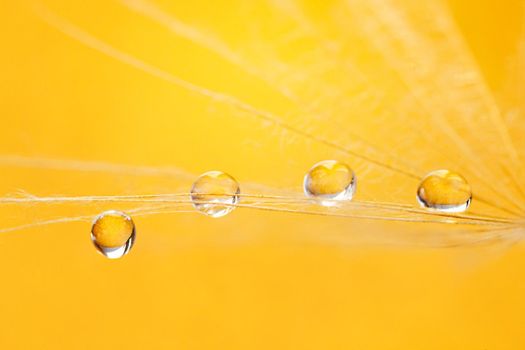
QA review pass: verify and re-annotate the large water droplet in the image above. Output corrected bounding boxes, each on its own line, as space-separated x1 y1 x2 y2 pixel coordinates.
190 171 240 218
91 210 136 259
303 160 356 206
417 169 472 213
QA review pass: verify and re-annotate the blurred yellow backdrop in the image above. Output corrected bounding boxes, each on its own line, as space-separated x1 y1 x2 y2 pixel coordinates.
0 0 524 348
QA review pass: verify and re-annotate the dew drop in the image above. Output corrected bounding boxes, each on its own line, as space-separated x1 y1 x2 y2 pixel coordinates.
190 171 240 218
417 169 472 213
303 160 356 206
91 210 136 259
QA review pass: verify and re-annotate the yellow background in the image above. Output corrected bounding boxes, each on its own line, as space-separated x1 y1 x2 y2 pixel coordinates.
0 0 524 348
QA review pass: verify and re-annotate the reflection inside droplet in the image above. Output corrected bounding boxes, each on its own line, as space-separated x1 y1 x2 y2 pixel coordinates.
91 210 136 259
190 171 240 218
417 169 472 213
303 160 356 206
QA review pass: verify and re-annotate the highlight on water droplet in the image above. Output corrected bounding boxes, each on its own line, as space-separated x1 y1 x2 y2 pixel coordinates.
303 160 357 206
190 171 240 218
91 210 136 259
417 169 472 213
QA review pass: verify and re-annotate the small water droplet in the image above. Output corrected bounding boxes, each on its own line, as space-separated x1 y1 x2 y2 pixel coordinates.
303 160 356 206
417 169 472 213
190 171 240 218
91 210 136 259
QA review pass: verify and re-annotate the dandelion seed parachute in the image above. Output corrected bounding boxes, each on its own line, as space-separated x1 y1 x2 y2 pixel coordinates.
0 0 524 348
0 0 521 247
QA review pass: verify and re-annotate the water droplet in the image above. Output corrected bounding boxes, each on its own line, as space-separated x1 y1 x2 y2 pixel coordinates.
417 169 472 213
190 171 240 218
91 210 136 259
303 160 356 206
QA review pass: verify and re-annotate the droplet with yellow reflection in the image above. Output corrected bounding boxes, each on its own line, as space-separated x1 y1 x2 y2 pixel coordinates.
91 210 136 259
190 171 240 218
417 170 472 213
303 160 357 206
